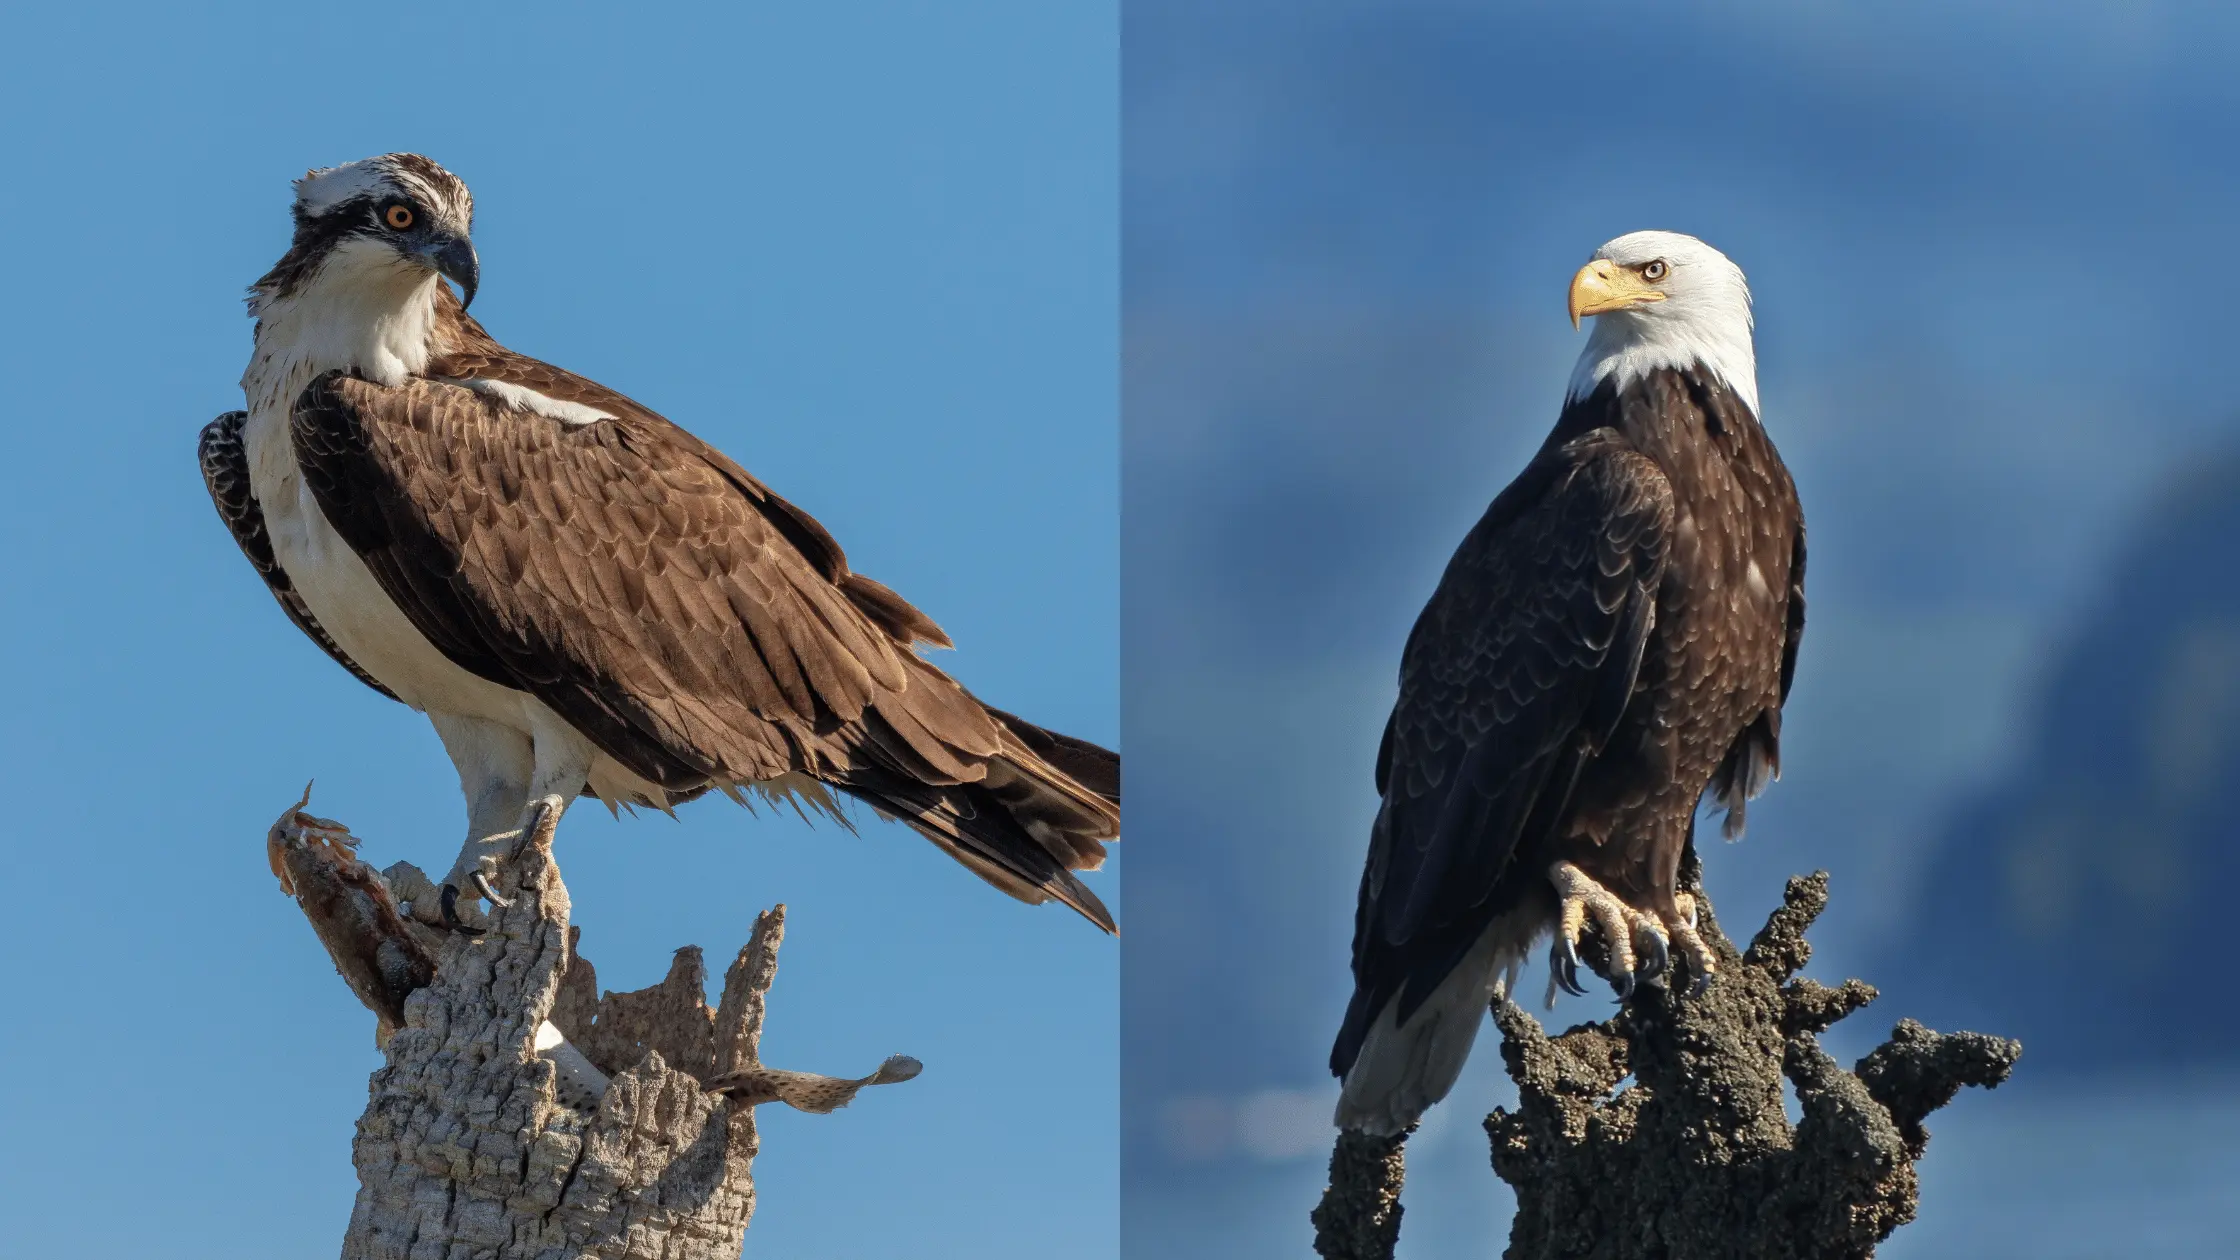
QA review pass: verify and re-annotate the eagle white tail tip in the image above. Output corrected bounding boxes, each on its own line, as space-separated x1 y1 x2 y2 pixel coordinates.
1334 929 1517 1136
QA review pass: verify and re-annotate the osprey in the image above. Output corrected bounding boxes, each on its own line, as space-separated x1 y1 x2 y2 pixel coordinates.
1331 231 1805 1135
201 154 1119 932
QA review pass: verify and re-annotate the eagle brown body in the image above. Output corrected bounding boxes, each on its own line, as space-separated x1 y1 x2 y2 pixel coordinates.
1332 232 1803 1134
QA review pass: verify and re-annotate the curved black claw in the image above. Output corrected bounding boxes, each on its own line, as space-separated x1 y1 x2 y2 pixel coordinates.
470 870 514 909
438 883 488 936
1637 930 1669 981
1550 938 1587 997
1685 969 1712 999
1611 969 1636 1001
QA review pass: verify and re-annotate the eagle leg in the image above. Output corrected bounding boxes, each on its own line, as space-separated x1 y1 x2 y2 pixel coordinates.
1547 861 1676 1004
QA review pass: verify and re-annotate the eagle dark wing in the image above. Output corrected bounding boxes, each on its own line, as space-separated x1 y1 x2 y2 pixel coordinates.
1710 501 1807 837
287 369 1117 928
1333 432 1672 1075
198 410 400 702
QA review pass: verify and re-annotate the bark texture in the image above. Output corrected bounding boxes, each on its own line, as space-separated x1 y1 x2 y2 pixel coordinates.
1309 1129 1409 1260
1312 865 2021 1260
268 793 918 1260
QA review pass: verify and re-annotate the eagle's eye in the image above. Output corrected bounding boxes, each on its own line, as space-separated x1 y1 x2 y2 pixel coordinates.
1641 259 1669 282
383 203 416 231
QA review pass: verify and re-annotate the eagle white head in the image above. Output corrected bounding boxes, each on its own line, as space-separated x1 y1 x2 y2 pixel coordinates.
1564 230 1758 419
252 153 480 312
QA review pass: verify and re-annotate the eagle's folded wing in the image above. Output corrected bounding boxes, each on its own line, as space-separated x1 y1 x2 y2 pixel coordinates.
1335 433 1672 1072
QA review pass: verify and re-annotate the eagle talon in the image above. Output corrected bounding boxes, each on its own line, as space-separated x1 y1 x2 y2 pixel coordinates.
1636 929 1669 980
1550 938 1587 997
1548 860 1665 1002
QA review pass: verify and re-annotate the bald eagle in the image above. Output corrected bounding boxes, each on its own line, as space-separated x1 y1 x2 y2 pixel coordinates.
1331 231 1805 1136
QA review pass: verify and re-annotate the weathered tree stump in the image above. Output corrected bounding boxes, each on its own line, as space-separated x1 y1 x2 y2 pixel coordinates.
1309 1128 1411 1260
266 792 919 1260
1313 865 2021 1260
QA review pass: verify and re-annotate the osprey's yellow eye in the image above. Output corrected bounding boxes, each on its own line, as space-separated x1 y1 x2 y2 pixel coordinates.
384 203 415 230
1642 259 1669 282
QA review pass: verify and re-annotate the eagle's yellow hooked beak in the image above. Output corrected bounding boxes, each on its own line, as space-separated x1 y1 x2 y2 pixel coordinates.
1568 259 1667 329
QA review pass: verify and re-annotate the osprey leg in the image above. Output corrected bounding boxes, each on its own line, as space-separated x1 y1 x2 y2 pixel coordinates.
438 716 598 926
425 712 544 932
437 791 580 931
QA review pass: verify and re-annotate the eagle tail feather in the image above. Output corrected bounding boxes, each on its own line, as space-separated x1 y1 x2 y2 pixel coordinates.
1334 922 1518 1136
1709 710 1781 840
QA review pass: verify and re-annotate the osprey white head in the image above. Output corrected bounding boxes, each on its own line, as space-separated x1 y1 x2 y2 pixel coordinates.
256 152 481 311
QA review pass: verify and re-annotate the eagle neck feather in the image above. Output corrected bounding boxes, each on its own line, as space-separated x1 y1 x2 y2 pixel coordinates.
1567 310 1759 421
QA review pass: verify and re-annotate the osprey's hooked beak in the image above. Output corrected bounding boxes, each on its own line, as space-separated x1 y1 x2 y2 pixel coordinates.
425 235 480 310
1568 258 1665 329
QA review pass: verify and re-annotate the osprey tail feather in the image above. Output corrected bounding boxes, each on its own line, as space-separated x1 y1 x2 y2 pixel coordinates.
839 707 1121 932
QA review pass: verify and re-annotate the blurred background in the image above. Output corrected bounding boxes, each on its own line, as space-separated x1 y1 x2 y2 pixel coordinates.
0 4 1113 1258
1123 2 2240 1256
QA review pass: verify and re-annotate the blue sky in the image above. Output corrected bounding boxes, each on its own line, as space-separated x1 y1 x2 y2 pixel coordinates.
0 4 1115 1257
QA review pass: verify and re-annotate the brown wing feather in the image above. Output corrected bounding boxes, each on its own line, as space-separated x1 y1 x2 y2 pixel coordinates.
288 359 1116 925
986 705 1120 804
432 302 957 649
